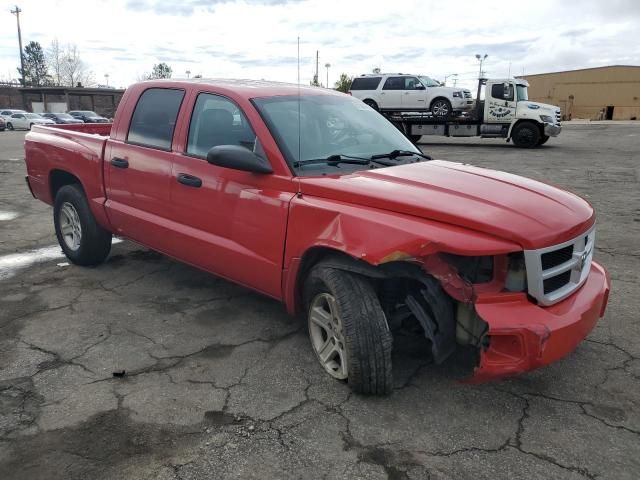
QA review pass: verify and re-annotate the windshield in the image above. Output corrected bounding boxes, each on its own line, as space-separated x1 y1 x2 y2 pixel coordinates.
252 94 419 175
57 113 74 119
516 85 529 101
419 76 440 87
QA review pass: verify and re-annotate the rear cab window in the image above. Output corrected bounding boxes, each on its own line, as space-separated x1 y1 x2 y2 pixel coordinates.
186 93 262 158
127 88 185 150
350 77 382 90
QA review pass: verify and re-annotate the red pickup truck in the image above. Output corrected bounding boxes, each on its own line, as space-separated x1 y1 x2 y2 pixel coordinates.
24 79 610 394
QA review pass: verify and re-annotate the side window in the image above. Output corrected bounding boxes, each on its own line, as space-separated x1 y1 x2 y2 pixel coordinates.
382 77 404 90
491 83 514 101
186 93 258 158
404 77 423 90
127 88 184 150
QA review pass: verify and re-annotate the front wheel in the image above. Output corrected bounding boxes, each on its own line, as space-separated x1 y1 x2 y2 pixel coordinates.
54 184 112 266
304 266 393 395
430 99 452 118
538 135 550 145
363 99 379 111
512 122 541 148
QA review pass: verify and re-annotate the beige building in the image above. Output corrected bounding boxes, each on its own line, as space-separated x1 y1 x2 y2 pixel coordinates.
520 65 640 120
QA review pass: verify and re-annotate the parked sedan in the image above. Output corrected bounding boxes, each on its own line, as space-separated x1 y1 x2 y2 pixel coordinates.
42 113 84 124
0 109 27 122
67 110 109 123
6 113 55 130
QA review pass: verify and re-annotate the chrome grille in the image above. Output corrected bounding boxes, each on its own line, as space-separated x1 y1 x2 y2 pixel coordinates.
524 226 595 306
555 109 561 123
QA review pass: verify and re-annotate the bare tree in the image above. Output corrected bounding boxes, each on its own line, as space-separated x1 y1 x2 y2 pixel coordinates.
47 39 63 86
58 44 94 87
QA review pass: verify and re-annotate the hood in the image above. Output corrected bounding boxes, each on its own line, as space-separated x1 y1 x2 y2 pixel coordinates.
299 160 593 249
435 86 470 94
519 101 559 114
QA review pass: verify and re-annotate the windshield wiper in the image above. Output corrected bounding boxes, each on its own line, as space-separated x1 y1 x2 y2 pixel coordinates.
293 154 394 168
370 150 433 161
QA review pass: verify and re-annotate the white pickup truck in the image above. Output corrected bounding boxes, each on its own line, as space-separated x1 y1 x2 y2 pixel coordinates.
349 73 473 117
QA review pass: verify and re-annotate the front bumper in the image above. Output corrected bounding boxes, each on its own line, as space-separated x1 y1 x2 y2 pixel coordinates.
544 122 562 137
468 261 610 383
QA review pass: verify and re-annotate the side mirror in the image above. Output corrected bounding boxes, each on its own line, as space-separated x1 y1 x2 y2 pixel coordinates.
415 84 426 90
206 145 273 174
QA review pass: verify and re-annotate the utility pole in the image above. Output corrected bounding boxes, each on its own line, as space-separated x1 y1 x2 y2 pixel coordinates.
475 53 488 79
11 5 25 86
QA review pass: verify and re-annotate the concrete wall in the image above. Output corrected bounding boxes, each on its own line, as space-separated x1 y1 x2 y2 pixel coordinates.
1 87 124 118
522 66 640 120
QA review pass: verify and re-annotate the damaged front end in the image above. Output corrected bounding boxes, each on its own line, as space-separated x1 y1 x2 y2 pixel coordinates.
368 246 610 382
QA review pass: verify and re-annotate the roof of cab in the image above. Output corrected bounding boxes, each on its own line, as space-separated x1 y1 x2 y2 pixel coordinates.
136 78 342 99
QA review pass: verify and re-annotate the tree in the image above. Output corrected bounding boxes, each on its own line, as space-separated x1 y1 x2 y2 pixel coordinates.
150 63 172 79
47 39 63 86
60 44 94 87
334 73 353 93
18 41 51 86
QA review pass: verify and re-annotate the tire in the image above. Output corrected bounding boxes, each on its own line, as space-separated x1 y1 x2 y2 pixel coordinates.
304 266 393 395
29 123 34 130
430 98 452 118
512 121 541 148
7 122 13 131
54 184 112 266
537 135 550 145
363 99 379 111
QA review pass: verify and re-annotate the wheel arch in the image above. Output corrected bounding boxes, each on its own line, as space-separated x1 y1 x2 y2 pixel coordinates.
429 96 452 109
49 169 84 201
507 119 544 140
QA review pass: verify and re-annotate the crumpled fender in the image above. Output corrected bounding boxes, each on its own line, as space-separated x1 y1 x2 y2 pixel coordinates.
282 194 520 313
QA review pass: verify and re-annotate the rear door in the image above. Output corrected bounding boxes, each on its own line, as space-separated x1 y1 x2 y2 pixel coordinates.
166 91 293 298
104 87 186 250
379 77 404 109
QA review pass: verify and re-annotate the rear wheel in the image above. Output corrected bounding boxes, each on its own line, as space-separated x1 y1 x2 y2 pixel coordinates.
537 135 550 145
512 121 541 148
7 122 13 131
304 266 393 395
430 98 452 118
363 99 379 111
54 184 112 266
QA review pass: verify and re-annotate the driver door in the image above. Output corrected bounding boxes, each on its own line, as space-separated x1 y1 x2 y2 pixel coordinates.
401 77 427 110
487 82 517 123
167 92 292 297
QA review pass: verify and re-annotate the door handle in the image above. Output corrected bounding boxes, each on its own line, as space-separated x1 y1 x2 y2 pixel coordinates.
177 173 202 188
111 157 129 169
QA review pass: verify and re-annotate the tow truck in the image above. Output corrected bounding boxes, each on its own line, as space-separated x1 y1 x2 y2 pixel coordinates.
384 78 562 148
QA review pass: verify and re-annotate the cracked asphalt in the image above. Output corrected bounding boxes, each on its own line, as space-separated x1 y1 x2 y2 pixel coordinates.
1 124 639 479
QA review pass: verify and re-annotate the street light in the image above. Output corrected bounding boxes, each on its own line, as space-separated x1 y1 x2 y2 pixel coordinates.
325 63 331 88
186 70 191 79
104 74 109 86
443 73 457 86
475 53 488 79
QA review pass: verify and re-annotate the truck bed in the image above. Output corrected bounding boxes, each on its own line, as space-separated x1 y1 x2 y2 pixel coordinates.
25 123 113 213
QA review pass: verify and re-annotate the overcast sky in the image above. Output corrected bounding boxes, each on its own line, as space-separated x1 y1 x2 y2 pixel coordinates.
0 0 639 90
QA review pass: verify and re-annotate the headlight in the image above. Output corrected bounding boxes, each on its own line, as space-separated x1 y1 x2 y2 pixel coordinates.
452 91 463 98
505 252 527 292
540 115 554 123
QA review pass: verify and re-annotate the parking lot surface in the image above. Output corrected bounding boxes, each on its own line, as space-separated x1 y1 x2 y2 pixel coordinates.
1 125 639 479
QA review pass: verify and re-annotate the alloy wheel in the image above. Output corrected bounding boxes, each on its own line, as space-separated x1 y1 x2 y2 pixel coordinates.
308 292 348 379
59 202 82 251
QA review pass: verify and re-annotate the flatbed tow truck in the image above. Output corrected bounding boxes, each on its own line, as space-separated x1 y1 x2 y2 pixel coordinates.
383 78 562 148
